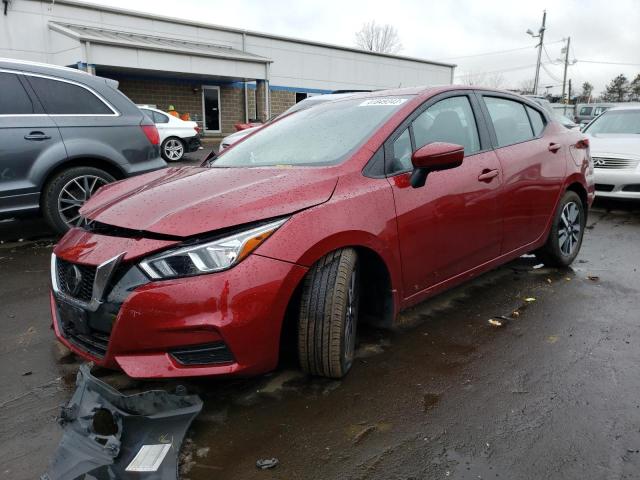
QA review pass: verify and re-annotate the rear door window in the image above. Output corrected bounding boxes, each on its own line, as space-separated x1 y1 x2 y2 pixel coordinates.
526 106 545 136
0 72 35 114
484 97 535 147
153 111 169 123
27 76 113 115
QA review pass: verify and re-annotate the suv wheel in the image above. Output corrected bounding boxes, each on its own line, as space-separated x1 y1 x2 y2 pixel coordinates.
298 248 360 378
42 167 115 233
535 191 585 267
161 137 185 162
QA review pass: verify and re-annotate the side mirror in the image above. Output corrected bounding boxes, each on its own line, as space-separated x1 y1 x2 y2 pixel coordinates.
410 142 464 188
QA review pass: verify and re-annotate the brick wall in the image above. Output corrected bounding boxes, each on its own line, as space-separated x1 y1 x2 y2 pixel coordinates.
270 90 296 117
114 77 202 122
109 75 297 136
248 89 257 121
219 86 245 135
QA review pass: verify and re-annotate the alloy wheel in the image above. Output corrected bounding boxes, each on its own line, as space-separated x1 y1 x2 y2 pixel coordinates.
58 175 109 227
558 201 581 256
164 139 184 161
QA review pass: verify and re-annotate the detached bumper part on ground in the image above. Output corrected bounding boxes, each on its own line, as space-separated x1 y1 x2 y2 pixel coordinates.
42 364 203 480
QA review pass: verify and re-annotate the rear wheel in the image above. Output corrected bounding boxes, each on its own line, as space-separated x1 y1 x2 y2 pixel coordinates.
161 137 185 161
298 248 359 378
42 167 115 234
535 191 585 267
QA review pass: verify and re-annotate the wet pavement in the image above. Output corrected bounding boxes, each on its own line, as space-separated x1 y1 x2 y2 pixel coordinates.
1 199 639 480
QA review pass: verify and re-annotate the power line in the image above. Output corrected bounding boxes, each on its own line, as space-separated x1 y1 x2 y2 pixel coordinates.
541 62 563 83
454 63 542 78
437 40 563 61
577 59 640 67
542 44 562 65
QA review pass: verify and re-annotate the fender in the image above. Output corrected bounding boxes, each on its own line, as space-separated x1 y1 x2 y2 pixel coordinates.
256 172 404 317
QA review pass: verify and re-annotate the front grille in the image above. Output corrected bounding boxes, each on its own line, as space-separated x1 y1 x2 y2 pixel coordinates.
623 184 640 192
56 299 111 358
595 183 615 192
592 157 640 169
56 258 96 302
170 342 234 366
67 331 110 358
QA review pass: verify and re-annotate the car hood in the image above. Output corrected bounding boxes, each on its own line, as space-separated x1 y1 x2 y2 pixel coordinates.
80 166 338 237
586 133 640 159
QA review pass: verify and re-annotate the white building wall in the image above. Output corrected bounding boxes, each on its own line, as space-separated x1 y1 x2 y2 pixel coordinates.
1 0 454 90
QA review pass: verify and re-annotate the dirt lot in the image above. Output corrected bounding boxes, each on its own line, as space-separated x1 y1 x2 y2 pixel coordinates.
1 197 639 480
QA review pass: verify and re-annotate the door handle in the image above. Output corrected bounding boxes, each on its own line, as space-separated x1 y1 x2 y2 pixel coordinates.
24 132 51 141
478 169 499 182
548 142 561 153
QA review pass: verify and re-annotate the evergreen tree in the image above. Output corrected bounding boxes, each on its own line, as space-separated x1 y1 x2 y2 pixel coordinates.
602 74 630 102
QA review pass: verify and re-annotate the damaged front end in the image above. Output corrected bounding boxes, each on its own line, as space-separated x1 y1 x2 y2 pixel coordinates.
43 364 202 480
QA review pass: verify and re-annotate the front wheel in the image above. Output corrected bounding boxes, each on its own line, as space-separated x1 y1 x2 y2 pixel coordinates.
297 248 360 378
42 167 115 234
535 191 585 267
161 137 185 161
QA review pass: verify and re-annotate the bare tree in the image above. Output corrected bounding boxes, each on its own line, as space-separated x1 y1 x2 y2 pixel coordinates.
355 21 402 54
460 71 486 86
519 78 536 94
459 72 504 89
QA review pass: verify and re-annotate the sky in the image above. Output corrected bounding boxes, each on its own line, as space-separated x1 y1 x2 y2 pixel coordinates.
82 0 640 97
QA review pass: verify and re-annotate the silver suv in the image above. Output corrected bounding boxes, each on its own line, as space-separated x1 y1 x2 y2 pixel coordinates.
0 59 166 233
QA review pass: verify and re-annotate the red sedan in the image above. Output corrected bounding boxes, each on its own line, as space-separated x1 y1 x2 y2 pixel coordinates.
50 86 594 379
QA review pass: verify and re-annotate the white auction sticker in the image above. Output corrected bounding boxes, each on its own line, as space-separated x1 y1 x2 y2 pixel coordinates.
359 98 407 106
125 443 172 472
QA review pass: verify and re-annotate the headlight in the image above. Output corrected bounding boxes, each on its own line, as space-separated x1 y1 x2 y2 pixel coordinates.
139 217 288 279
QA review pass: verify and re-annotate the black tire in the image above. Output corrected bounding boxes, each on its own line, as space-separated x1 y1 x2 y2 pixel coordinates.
161 137 185 162
298 248 360 378
42 167 115 234
535 191 585 267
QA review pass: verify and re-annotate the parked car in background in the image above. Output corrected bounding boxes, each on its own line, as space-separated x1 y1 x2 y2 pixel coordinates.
551 103 575 118
50 86 593 380
575 103 614 125
139 106 201 162
218 92 363 151
524 95 579 130
582 105 640 199
0 58 165 233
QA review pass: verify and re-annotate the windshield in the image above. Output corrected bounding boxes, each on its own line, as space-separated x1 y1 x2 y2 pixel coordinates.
213 96 411 167
584 110 640 134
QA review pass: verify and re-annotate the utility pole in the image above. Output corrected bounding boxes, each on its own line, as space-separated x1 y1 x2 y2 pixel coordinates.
527 10 547 95
561 36 571 105
567 79 572 117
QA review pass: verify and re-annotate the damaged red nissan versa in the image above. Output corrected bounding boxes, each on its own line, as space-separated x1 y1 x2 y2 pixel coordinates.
50 86 594 379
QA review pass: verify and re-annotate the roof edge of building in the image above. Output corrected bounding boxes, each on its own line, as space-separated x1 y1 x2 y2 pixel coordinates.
32 0 456 69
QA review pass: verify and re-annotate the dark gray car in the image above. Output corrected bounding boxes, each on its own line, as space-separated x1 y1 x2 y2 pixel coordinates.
0 59 166 233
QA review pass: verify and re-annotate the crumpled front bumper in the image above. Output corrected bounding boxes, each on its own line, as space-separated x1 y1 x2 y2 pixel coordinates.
51 230 308 379
42 364 203 480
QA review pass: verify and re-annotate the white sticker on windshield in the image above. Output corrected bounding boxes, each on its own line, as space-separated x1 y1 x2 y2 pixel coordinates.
359 98 407 106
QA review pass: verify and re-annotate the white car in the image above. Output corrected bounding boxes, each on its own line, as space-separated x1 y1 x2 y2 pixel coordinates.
139 106 202 161
218 93 362 152
583 105 640 199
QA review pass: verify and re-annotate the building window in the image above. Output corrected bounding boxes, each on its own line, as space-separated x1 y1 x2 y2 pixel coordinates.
295 92 308 103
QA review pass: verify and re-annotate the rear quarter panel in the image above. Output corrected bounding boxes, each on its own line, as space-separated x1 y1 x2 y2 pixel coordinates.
49 81 163 177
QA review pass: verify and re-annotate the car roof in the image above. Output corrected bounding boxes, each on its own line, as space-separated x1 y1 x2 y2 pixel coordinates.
0 57 118 89
607 104 640 112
